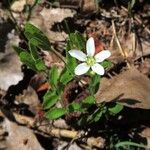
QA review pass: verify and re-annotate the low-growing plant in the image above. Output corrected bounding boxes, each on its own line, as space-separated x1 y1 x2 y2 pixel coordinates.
14 23 123 125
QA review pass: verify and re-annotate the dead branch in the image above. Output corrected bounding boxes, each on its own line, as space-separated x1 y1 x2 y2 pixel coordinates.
0 110 105 148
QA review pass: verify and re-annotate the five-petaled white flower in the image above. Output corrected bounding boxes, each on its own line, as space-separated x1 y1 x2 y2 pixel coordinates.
68 37 111 76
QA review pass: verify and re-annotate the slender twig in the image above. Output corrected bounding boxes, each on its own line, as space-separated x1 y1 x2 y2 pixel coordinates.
0 110 104 148
112 20 126 58
131 18 136 54
26 0 40 21
111 20 131 68
8 9 22 35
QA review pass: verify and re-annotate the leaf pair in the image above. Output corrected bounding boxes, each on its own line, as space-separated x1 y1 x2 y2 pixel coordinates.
24 23 51 50
14 23 50 71
45 96 96 120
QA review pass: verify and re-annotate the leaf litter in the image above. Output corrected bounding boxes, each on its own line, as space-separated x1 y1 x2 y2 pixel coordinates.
96 67 150 109
0 0 150 149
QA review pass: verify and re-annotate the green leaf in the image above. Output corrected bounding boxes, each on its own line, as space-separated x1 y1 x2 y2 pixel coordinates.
60 68 73 85
25 23 43 36
66 56 77 72
74 31 86 50
13 46 26 55
93 109 103 122
77 116 88 126
68 32 85 50
66 40 77 71
45 108 67 120
87 107 104 123
101 60 112 69
89 74 100 94
108 103 123 115
29 35 50 50
29 42 39 60
35 59 46 71
86 104 107 123
82 96 95 108
60 31 85 85
49 65 59 88
68 102 82 112
24 23 51 50
19 51 37 71
43 90 59 109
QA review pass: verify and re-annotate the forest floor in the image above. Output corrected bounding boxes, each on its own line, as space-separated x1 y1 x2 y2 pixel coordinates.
0 0 150 149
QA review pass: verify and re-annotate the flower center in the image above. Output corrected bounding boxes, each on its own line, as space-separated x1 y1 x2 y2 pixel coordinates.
86 56 96 66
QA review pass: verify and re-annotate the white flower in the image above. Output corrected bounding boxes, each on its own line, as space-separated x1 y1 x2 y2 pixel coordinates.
68 37 111 76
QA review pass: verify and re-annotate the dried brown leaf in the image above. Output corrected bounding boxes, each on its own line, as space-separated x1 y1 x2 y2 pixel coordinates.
96 67 150 109
3 119 44 150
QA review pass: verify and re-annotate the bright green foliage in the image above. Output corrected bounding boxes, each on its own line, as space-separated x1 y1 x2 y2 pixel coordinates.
14 48 46 72
89 108 104 123
60 68 73 85
101 60 112 69
35 59 46 71
49 65 59 89
24 23 51 50
60 31 85 85
86 105 106 124
19 51 37 71
43 90 59 109
14 23 47 72
14 23 116 123
28 42 39 60
44 31 89 119
67 96 96 113
13 46 26 55
108 103 124 115
89 74 101 94
68 102 82 112
45 108 67 120
82 96 95 108
68 31 85 51
78 102 124 126
13 46 38 71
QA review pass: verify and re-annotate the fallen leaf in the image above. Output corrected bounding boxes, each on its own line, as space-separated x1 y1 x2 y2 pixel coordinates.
96 67 150 109
15 86 40 114
11 0 26 12
30 7 76 42
81 0 97 14
3 119 44 150
0 30 23 90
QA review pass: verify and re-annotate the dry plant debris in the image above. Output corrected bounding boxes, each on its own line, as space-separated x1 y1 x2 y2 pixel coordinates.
0 0 150 149
96 67 150 109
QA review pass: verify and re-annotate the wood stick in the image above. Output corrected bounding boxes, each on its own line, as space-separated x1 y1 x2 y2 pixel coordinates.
0 110 104 148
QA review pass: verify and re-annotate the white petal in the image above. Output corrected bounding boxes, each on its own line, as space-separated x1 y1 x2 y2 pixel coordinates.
91 63 105 75
95 50 111 62
86 37 95 56
68 50 86 61
75 63 90 75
